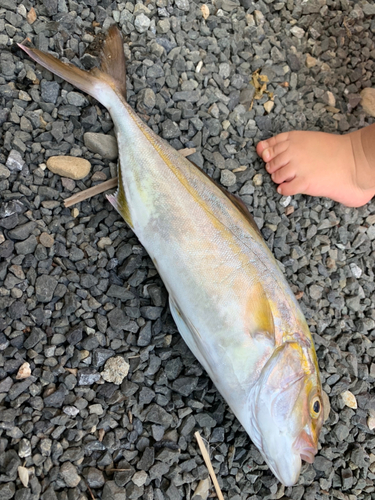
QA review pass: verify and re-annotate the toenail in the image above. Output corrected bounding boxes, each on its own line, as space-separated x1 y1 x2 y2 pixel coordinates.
263 149 270 161
277 186 282 194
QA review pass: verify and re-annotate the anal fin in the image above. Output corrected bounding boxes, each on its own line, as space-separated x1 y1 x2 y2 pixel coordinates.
169 296 213 374
106 158 133 227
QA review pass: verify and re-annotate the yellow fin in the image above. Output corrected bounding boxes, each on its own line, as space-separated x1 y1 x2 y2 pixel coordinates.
106 157 132 227
246 281 275 343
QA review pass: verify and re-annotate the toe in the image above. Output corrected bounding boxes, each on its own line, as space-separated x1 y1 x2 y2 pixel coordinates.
277 177 308 196
256 132 290 157
262 140 290 163
266 151 291 174
271 164 296 184
256 141 269 156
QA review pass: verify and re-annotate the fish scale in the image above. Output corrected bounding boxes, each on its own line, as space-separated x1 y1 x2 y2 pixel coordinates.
19 25 325 486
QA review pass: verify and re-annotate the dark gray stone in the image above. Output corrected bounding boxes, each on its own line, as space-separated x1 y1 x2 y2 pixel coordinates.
35 275 58 303
41 80 60 104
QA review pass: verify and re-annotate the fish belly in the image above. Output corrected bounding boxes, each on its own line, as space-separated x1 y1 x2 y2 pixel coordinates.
109 101 279 415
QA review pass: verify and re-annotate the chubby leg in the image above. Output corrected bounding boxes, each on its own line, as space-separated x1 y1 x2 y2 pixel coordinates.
256 124 375 207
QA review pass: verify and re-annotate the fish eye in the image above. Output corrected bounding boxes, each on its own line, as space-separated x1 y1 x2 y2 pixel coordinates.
310 397 322 418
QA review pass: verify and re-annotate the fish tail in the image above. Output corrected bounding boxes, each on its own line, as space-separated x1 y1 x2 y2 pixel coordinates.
18 25 127 108
20 27 133 227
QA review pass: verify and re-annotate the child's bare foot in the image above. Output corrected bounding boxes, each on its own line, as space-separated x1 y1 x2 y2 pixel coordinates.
256 124 375 207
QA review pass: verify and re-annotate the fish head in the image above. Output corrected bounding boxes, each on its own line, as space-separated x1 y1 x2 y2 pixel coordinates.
247 337 324 486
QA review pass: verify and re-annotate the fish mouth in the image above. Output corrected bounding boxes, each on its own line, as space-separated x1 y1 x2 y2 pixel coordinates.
300 450 316 464
294 430 317 465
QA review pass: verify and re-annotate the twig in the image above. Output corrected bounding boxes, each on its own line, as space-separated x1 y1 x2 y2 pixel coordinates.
195 431 224 500
63 147 196 208
106 468 131 472
86 482 96 500
64 177 118 207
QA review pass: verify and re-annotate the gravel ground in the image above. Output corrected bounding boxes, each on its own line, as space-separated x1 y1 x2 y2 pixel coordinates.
1 0 375 499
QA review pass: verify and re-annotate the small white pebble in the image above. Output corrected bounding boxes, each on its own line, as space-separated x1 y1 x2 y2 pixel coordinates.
18 90 31 101
63 406 80 417
264 101 274 113
253 173 263 186
279 195 292 207
17 4 27 17
132 470 148 487
350 262 362 279
98 237 112 249
18 466 29 488
341 390 357 409
290 26 305 38
222 120 231 130
368 416 375 431
16 362 31 380
254 10 265 25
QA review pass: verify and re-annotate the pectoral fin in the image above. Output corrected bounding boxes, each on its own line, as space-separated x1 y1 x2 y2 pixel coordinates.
246 281 275 344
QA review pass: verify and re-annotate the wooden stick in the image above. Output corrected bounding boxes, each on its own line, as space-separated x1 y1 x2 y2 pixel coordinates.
64 177 117 208
194 431 224 500
63 147 196 208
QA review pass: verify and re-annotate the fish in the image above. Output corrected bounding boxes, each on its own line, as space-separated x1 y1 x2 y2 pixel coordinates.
19 26 325 486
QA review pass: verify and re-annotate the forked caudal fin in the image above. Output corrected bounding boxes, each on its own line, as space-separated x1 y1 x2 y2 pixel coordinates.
19 26 132 227
18 25 127 108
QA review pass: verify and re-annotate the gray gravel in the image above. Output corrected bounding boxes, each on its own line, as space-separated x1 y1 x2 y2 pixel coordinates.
1 0 375 499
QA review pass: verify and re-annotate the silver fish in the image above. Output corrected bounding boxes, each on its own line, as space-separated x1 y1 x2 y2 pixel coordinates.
20 26 325 486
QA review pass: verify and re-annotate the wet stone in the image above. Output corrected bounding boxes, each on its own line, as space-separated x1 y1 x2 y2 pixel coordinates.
134 13 151 33
0 483 15 500
84 132 118 160
78 368 100 385
220 169 236 187
93 348 115 368
83 467 105 488
162 119 180 139
143 404 173 427
6 150 24 171
8 221 36 241
108 307 128 330
60 462 81 488
35 275 58 303
44 387 66 408
66 326 83 345
41 80 60 104
103 481 126 500
8 300 27 320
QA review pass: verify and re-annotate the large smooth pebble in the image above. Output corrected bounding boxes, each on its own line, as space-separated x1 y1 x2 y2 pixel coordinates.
47 156 91 180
